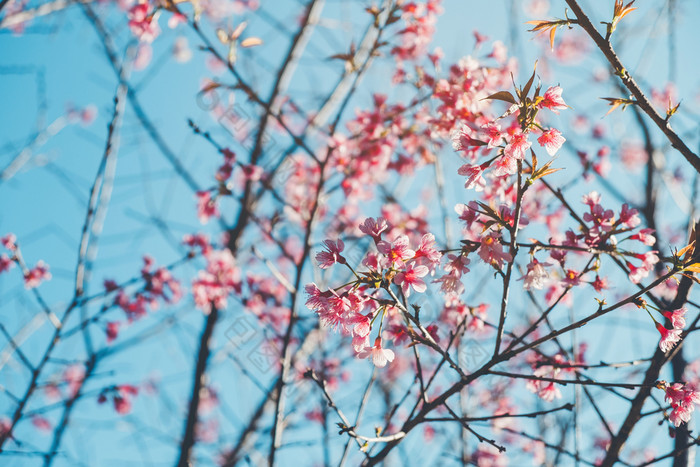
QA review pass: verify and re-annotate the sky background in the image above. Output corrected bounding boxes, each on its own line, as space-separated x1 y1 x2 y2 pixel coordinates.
2 0 700 465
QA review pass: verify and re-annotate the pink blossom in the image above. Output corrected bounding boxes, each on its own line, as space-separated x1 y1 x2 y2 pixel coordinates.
591 275 609 293
24 260 51 289
662 308 686 330
377 235 415 266
629 228 656 246
63 365 85 397
480 122 503 148
359 217 388 242
538 382 562 402
539 85 567 113
242 164 263 182
492 154 517 177
537 128 566 156
619 204 641 229
478 233 512 268
656 322 682 353
0 416 11 439
665 383 700 427
432 273 465 295
519 259 550 290
106 322 120 343
394 262 429 296
357 337 395 368
31 416 51 432
562 269 581 287
183 233 211 255
1 233 16 251
128 3 160 43
443 254 470 277
413 233 442 267
504 132 531 160
0 254 13 274
196 191 219 224
450 124 479 151
192 250 242 314
457 163 486 190
315 239 346 269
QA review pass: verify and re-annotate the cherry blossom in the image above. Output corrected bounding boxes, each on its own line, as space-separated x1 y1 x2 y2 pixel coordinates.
656 322 682 353
662 308 687 330
537 128 566 156
538 85 567 113
394 261 429 296
377 235 416 266
357 337 395 368
519 259 550 290
24 260 51 289
664 383 700 427
128 2 160 43
315 239 346 269
196 191 219 224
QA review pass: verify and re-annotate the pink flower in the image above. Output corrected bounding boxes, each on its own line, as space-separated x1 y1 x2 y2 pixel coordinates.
450 124 482 151
196 191 219 224
1 234 16 251
242 164 263 182
504 132 531 160
413 233 442 267
665 383 700 427
626 261 650 284
478 233 512 268
662 308 687 330
128 3 160 43
481 122 503 148
192 250 242 314
537 128 566 156
24 260 51 289
113 385 139 415
538 382 562 402
63 365 85 397
359 217 388 242
591 275 609 292
443 254 470 276
539 86 567 113
106 322 120 343
519 259 550 290
562 269 581 287
432 273 465 294
394 262 429 296
457 163 486 190
629 228 656 246
492 154 517 177
0 254 13 274
619 204 641 228
31 416 51 432
377 235 415 266
656 322 682 353
357 337 395 368
315 239 346 269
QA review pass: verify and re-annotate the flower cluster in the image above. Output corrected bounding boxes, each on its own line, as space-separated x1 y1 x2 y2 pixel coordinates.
192 248 242 314
663 382 700 427
128 2 160 43
306 217 442 367
113 256 182 323
0 233 52 289
98 384 139 415
451 84 567 185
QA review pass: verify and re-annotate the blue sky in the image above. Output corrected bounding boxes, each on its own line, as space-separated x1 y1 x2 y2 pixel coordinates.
2 0 700 465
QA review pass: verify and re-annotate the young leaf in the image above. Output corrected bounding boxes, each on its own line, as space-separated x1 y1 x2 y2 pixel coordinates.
483 91 516 104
